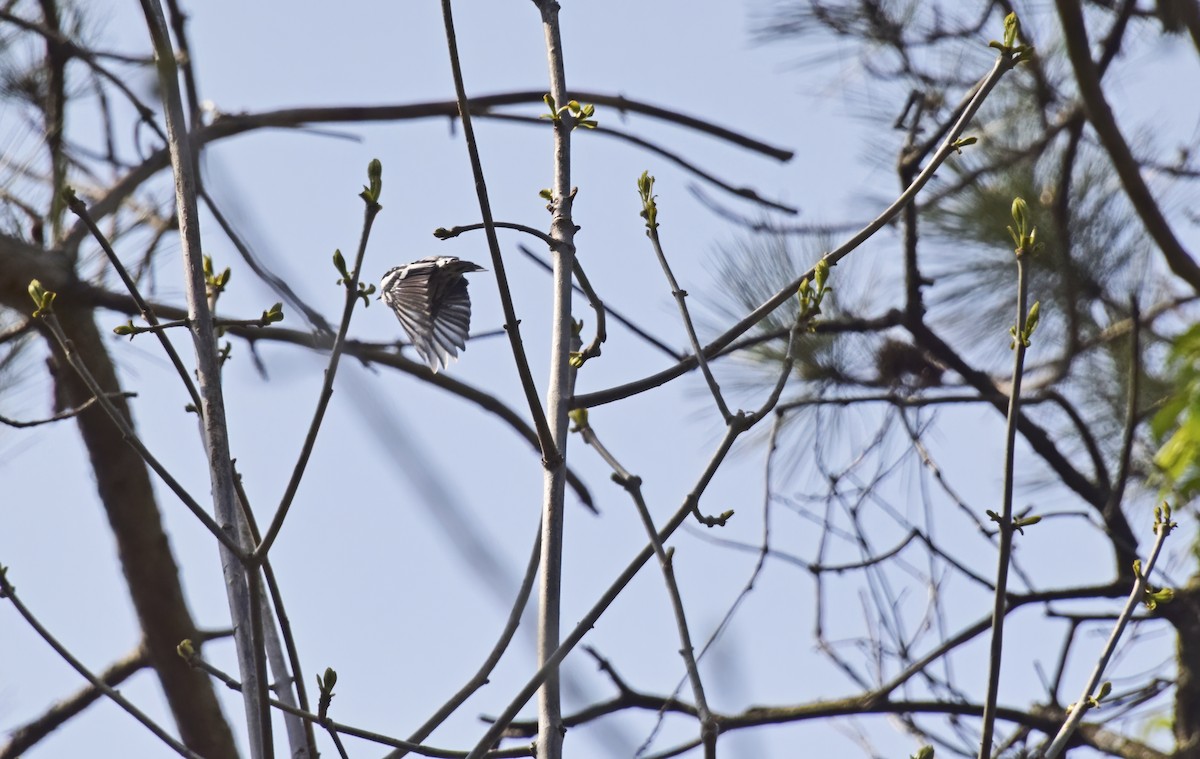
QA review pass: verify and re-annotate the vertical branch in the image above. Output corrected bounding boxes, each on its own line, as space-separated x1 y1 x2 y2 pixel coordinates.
37 0 68 243
467 315 805 757
28 300 238 757
897 94 926 324
466 424 744 759
437 0 557 460
978 200 1037 758
436 2 571 754
135 1 267 755
233 467 318 757
532 2 577 756
1104 298 1141 519
163 0 202 126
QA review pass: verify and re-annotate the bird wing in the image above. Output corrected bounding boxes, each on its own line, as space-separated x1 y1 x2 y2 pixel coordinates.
381 260 475 372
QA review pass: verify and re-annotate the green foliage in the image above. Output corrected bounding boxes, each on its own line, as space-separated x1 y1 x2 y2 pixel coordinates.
706 236 846 385
1084 681 1111 710
27 279 55 318
1013 514 1042 534
986 509 1042 535
1155 501 1179 535
333 248 376 305
566 99 597 129
1152 326 1200 499
261 302 285 324
316 667 338 720
1009 300 1041 349
1143 586 1175 611
797 258 832 327
637 171 659 231
333 249 350 283
1133 535 1176 611
359 158 383 207
569 407 589 432
203 255 231 303
987 12 1035 64
176 639 195 661
950 136 977 154
1006 196 1039 253
541 93 597 129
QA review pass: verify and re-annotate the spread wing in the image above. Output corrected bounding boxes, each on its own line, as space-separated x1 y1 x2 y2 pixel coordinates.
381 260 475 372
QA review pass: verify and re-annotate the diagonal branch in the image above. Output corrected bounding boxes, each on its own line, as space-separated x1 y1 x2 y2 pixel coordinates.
64 90 792 252
574 54 1019 410
137 0 267 753
1054 0 1200 291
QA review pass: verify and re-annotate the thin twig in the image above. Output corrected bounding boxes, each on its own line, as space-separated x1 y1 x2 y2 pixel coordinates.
574 53 1021 409
0 391 135 428
1105 298 1141 520
232 465 318 757
480 112 798 214
36 311 242 555
1042 516 1174 758
467 360 798 753
550 327 814 759
642 180 732 422
1055 0 1200 291
568 250 608 363
179 650 533 757
385 523 543 758
199 185 334 333
79 284 599 508
519 244 673 359
64 87 792 254
436 220 566 251
0 9 165 146
977 238 1033 759
435 227 610 362
437 7 561 467
464 421 744 758
254 174 381 561
639 310 808 753
137 1 265 752
65 193 204 414
0 571 199 759
0 644 148 756
574 418 716 756
527 3 578 757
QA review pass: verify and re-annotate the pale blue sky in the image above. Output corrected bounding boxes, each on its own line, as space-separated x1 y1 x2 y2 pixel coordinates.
2 2 1198 758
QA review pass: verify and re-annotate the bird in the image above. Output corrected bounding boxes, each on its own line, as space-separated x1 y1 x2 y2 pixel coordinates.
380 256 486 372
381 255 601 514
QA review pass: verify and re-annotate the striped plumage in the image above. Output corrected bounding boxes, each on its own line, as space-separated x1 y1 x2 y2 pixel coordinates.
380 256 486 372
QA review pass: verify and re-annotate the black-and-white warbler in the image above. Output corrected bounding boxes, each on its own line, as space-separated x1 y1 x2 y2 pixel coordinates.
380 256 486 372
